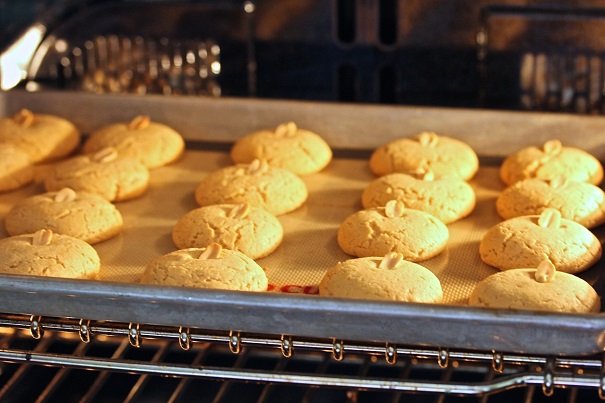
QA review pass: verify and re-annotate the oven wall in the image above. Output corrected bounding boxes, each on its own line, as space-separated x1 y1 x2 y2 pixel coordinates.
2 0 605 111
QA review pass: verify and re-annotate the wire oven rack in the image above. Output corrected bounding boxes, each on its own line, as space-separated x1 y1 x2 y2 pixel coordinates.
2 91 605 401
0 313 605 402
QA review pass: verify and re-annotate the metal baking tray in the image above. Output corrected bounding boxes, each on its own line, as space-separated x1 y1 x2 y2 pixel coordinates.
1 90 605 356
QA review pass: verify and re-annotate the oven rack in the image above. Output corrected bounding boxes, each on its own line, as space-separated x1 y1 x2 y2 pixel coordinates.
0 313 604 400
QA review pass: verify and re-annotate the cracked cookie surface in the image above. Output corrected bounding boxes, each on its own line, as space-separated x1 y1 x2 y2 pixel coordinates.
44 149 149 202
5 189 123 244
499 140 603 186
0 144 34 192
82 115 184 169
231 122 332 175
0 231 100 279
369 132 479 180
497 177 605 229
319 254 443 302
0 109 80 163
469 267 600 313
172 203 283 259
140 245 268 291
362 172 476 224
479 211 602 273
337 202 449 261
195 160 308 216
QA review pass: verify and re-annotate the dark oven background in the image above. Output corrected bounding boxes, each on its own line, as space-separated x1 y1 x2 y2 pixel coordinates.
2 0 605 112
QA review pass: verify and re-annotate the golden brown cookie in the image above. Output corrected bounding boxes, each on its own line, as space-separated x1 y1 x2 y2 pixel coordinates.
369 132 479 180
469 260 600 313
0 229 101 279
338 200 449 261
172 203 283 259
44 147 150 202
0 143 34 192
140 243 268 291
479 209 602 274
361 169 475 224
0 109 80 163
5 188 123 244
496 176 605 229
500 139 603 186
82 115 184 168
231 122 332 175
195 159 308 216
319 252 443 302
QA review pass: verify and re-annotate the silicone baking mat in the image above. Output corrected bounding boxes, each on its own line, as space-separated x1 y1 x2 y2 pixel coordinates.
0 148 517 305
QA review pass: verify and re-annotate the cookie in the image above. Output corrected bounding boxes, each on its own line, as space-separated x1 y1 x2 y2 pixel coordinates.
140 243 268 291
479 208 602 274
338 200 449 261
0 143 34 192
82 115 184 168
0 229 101 279
5 188 123 244
44 147 150 202
230 122 332 175
0 109 80 163
195 159 308 216
500 139 604 186
173 203 283 259
497 176 605 229
369 132 479 180
361 168 475 224
319 252 443 303
469 260 600 313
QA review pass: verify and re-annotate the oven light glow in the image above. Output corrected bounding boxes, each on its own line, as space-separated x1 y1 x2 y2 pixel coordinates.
244 1 255 13
0 24 45 90
211 61 221 75
55 39 68 53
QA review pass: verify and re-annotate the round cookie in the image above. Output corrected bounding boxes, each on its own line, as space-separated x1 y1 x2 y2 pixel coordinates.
0 109 80 163
140 243 268 291
195 159 308 216
82 115 184 168
369 132 479 180
0 143 34 192
469 260 600 313
497 176 605 229
231 121 332 175
0 229 101 279
500 139 603 186
5 188 123 244
361 169 476 224
338 200 449 261
44 147 150 202
319 252 443 303
173 203 283 259
479 209 602 274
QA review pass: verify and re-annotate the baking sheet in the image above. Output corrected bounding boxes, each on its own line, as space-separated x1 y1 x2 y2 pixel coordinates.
1 149 504 304
1 90 605 356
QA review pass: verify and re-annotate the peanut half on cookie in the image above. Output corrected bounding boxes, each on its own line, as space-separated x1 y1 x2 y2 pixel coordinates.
470 260 600 313
480 208 602 274
0 229 101 279
141 243 268 291
231 121 332 175
319 252 443 303
338 200 449 261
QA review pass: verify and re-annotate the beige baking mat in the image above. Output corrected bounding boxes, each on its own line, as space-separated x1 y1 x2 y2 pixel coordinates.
0 149 505 305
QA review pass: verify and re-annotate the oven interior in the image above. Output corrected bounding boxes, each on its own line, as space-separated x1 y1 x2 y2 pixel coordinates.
1 0 605 401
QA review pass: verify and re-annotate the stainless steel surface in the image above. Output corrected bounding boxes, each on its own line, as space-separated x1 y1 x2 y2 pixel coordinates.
1 90 605 357
0 317 603 401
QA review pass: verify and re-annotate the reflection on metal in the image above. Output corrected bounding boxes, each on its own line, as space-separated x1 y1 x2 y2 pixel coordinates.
0 24 46 90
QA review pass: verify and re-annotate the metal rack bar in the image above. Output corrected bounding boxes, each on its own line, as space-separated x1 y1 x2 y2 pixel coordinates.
0 347 603 396
0 314 604 376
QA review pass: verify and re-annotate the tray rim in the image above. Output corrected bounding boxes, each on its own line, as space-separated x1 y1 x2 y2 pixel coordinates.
1 89 605 356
